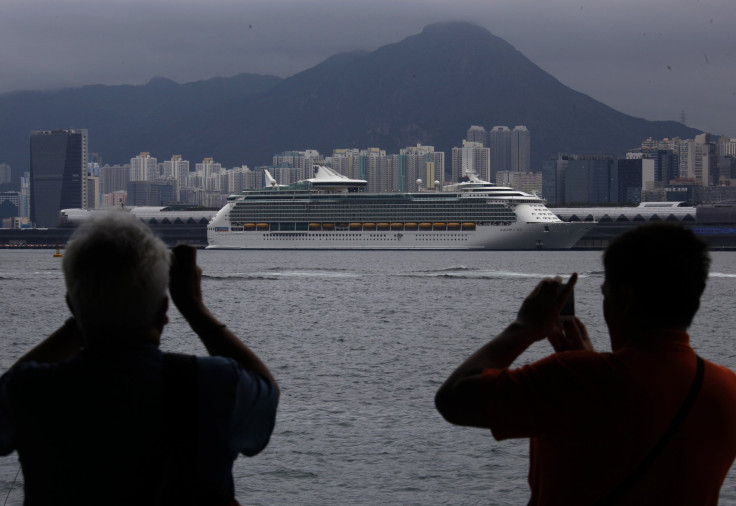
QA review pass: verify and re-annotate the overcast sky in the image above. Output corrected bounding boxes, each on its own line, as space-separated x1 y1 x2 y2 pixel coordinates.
1 0 734 136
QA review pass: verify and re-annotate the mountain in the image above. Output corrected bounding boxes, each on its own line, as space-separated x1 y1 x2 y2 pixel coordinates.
0 21 700 186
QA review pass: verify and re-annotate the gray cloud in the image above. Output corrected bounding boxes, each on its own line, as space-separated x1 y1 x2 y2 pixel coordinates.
1 0 734 135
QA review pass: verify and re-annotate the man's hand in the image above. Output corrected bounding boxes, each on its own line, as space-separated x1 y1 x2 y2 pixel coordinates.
515 273 577 341
548 317 594 352
169 244 206 319
435 272 582 428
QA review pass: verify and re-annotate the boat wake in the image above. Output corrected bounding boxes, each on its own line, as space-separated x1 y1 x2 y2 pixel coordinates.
202 268 361 281
710 272 736 279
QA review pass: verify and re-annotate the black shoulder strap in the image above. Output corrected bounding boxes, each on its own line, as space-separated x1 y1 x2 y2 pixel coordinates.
596 355 705 505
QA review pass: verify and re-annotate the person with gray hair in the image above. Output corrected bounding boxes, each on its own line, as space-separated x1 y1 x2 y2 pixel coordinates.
0 212 279 505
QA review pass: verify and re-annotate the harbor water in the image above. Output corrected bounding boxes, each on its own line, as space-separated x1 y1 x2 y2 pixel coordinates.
1 249 736 505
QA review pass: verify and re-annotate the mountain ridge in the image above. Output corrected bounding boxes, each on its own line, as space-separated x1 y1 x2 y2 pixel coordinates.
0 21 700 187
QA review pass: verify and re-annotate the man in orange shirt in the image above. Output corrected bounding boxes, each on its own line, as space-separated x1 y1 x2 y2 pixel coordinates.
435 224 736 505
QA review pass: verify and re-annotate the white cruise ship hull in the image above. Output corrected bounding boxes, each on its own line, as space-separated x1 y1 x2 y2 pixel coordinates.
206 166 592 250
206 222 591 250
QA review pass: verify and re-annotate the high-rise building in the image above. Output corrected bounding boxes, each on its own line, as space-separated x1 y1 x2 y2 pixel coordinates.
400 145 444 191
565 155 614 205
489 126 511 181
20 172 30 218
331 149 361 179
611 158 643 204
227 165 258 193
388 154 408 192
126 181 174 206
495 171 542 195
100 164 131 195
30 129 88 227
162 155 189 201
718 137 736 158
466 125 488 147
87 175 100 209
357 148 389 193
130 152 158 182
451 141 490 183
272 150 321 181
0 192 20 221
511 125 531 173
0 163 11 185
541 155 569 205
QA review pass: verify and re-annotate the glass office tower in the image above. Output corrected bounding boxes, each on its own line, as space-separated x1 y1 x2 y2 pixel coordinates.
30 129 88 227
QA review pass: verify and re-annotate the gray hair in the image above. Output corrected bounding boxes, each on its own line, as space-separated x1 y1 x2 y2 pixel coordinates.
63 211 170 336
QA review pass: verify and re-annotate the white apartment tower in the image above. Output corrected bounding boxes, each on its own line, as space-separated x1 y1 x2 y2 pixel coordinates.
363 148 389 193
195 158 226 192
331 149 361 179
451 141 490 183
163 155 190 200
130 152 157 182
680 134 718 185
400 145 445 192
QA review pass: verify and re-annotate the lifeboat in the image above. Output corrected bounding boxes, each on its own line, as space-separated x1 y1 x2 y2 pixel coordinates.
462 222 476 230
419 223 432 230
433 222 447 229
391 222 404 230
448 222 460 230
404 223 418 230
349 223 362 230
363 223 376 230
243 223 256 230
256 223 269 230
322 223 335 230
377 223 390 230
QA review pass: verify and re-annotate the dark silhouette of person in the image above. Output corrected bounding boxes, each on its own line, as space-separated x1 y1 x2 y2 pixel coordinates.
436 223 736 505
0 212 279 505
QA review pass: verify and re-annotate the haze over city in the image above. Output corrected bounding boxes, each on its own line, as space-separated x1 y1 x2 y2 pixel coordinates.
1 0 734 136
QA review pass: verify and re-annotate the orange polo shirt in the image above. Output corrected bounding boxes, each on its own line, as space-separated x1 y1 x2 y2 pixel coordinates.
481 330 736 505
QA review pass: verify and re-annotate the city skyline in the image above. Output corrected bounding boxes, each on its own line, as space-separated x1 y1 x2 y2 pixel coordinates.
0 0 734 137
79 131 736 207
4 129 736 230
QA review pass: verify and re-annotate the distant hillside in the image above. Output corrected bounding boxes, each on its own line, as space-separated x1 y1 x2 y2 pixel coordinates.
0 22 700 187
0 73 283 187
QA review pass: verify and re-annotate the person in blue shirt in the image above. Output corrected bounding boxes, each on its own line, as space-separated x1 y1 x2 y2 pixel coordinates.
0 212 279 505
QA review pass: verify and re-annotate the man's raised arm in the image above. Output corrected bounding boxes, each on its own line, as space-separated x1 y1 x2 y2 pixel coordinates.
434 273 579 428
169 244 278 390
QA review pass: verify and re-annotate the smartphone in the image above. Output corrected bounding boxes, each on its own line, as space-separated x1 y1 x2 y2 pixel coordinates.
560 287 575 316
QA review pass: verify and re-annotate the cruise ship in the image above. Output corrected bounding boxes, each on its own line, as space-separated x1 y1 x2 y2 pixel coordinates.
206 166 592 250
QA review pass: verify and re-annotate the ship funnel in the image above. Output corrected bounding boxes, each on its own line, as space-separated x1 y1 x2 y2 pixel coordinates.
264 170 278 187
